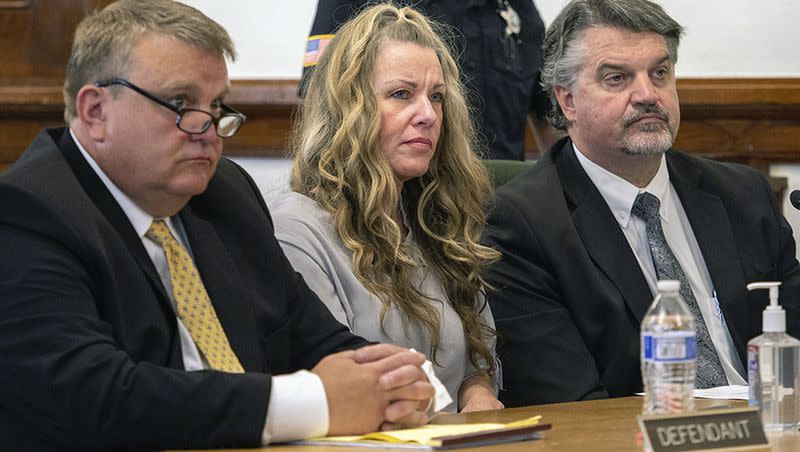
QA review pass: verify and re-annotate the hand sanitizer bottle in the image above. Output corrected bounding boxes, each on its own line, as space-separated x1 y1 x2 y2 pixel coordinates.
747 281 800 431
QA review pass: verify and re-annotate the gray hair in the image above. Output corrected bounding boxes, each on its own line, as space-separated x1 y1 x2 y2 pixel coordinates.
541 0 684 130
63 0 235 123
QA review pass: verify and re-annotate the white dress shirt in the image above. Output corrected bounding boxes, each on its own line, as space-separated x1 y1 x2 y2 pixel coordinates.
70 130 328 443
573 144 746 385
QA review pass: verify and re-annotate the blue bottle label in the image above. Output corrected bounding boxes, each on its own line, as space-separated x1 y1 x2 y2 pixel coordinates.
642 331 696 362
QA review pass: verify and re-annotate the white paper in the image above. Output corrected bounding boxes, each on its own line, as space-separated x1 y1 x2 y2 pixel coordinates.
692 385 749 400
420 358 453 412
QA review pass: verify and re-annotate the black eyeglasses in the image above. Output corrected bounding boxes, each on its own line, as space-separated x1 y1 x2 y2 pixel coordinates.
95 79 246 138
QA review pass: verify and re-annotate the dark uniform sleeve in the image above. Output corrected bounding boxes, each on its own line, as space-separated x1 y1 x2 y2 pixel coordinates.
299 0 371 97
526 2 550 121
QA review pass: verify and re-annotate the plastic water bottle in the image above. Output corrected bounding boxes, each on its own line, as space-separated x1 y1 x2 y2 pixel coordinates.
641 280 696 414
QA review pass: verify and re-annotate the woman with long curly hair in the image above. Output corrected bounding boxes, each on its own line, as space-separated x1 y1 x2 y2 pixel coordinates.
270 3 502 412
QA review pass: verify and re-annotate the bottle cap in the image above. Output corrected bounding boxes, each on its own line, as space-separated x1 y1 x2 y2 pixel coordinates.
657 280 680 293
746 281 784 333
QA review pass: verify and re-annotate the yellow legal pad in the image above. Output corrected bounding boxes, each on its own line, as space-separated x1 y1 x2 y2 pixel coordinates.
293 415 549 449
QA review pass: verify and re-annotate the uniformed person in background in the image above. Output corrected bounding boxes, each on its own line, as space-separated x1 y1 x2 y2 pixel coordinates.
300 0 560 160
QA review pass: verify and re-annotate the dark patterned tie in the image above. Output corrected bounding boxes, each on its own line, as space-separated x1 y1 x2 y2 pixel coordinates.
632 192 727 388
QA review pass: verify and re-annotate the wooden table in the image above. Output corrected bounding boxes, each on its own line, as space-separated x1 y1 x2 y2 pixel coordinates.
188 396 800 451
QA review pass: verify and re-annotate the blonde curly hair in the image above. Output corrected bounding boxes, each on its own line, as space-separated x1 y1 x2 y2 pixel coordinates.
290 3 499 373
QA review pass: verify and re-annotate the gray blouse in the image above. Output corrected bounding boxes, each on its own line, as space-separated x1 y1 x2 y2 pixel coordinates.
270 191 498 412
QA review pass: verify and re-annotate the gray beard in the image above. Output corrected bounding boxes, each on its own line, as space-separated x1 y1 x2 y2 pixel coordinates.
619 104 675 155
619 122 674 156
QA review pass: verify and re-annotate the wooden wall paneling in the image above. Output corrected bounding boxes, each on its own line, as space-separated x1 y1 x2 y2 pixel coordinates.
30 0 85 78
0 0 115 172
0 116 63 172
0 75 63 171
27 1 114 79
224 106 297 157
2 78 800 170
677 78 800 106
675 78 800 169
675 119 800 164
223 79 299 157
0 1 114 83
0 3 33 79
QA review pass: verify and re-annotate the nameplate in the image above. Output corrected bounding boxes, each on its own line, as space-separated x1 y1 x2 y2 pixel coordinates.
637 407 769 452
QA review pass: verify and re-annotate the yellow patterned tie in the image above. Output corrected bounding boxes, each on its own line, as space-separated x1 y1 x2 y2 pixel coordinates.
146 220 244 373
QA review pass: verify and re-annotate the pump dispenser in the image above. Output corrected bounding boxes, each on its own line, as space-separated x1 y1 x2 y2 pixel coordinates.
748 282 786 333
746 281 800 431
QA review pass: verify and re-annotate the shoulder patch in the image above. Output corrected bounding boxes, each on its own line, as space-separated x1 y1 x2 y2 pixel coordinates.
303 34 335 67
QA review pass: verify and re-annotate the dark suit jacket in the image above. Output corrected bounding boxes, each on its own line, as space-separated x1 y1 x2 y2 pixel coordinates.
483 137 800 407
0 128 367 450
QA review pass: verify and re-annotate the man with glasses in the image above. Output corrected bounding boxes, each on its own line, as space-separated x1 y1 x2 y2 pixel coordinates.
93 79 247 139
0 1 433 450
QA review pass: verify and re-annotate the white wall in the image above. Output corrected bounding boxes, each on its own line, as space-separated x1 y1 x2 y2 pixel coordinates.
184 0 800 250
182 0 319 79
185 0 800 79
229 156 292 204
537 0 800 77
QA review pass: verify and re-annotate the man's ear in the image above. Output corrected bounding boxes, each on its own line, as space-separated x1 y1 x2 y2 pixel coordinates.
554 85 577 123
75 84 108 142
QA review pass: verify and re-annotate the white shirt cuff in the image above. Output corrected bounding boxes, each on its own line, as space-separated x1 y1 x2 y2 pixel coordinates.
261 370 329 444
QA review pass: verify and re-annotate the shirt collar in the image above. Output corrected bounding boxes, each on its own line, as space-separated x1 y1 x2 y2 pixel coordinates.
573 143 670 228
70 129 155 239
